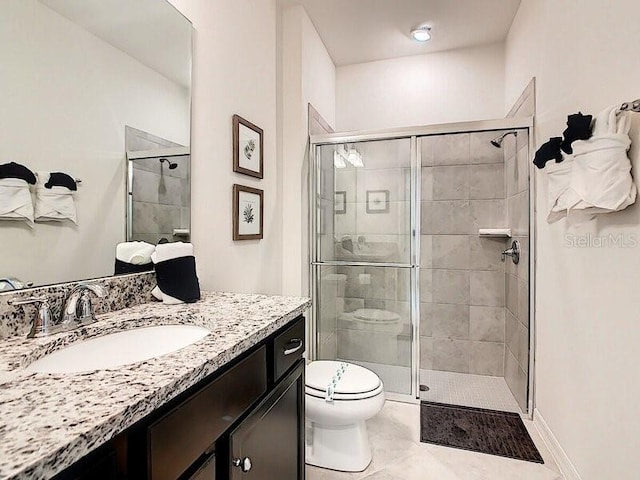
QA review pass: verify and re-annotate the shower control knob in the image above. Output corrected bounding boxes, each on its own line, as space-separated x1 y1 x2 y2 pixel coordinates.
501 240 521 265
233 456 252 472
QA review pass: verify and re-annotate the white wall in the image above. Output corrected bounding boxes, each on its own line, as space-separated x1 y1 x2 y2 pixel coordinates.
168 0 282 294
280 5 336 296
505 1 640 479
336 43 505 131
0 0 189 287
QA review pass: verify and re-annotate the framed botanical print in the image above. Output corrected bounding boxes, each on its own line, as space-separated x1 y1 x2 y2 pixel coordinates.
366 190 390 213
334 191 347 214
233 114 264 179
233 184 263 240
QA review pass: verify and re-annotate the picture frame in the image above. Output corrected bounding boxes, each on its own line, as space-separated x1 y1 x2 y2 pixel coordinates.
334 191 347 214
366 190 390 214
233 114 264 179
233 184 264 240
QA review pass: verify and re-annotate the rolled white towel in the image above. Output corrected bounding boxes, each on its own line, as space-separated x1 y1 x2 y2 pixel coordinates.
116 241 155 265
0 178 34 227
154 242 193 262
152 242 194 304
34 172 77 224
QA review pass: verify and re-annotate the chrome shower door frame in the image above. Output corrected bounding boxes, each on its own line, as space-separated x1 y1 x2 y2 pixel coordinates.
309 117 534 411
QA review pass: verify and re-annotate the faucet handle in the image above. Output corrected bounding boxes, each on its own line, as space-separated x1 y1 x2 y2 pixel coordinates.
78 290 95 322
9 296 54 338
76 284 107 324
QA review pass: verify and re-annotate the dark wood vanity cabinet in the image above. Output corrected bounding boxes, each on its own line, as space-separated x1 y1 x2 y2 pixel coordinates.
227 361 304 480
56 316 306 480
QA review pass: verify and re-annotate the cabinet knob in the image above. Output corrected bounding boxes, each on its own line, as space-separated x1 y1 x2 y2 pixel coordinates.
233 456 252 473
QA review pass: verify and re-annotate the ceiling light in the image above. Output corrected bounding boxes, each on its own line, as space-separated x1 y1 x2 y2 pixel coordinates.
410 25 431 42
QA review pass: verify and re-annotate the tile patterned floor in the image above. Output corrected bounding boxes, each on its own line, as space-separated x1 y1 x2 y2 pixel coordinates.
306 401 563 480
419 369 523 414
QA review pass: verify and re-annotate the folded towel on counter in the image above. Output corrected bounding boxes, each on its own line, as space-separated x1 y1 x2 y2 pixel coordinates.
34 172 77 224
152 242 200 304
115 241 155 275
0 162 36 184
0 178 34 227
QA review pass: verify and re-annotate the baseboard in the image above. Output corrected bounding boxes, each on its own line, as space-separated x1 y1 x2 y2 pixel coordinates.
533 409 582 480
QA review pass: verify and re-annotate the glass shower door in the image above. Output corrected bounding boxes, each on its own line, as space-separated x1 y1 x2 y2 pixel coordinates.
313 138 416 398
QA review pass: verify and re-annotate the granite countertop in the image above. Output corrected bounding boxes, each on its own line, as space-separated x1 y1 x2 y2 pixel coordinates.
0 291 311 480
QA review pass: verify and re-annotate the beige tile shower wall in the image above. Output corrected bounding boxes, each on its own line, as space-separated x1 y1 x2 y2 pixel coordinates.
504 97 532 411
131 159 190 244
420 132 507 376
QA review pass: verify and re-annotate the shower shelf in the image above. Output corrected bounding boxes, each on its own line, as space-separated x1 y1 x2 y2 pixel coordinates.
478 228 512 238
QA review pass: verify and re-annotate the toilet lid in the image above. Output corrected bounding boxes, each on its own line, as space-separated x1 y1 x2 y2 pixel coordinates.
306 361 382 396
352 308 400 323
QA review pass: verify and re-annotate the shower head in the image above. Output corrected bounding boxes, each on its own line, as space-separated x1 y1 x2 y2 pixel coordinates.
490 131 518 148
159 158 177 170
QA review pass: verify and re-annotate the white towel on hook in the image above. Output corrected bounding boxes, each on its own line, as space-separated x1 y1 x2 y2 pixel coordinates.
546 105 636 225
546 153 574 224
151 242 194 304
34 172 77 224
565 106 636 224
0 178 34 227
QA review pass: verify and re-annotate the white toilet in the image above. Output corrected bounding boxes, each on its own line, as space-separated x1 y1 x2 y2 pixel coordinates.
305 360 385 472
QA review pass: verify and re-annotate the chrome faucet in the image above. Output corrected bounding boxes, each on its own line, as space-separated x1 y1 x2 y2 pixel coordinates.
8 296 55 338
60 283 107 328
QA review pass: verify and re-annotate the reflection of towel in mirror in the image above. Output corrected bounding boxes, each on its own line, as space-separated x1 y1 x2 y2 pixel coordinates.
115 241 155 274
34 172 77 224
0 162 37 184
0 178 34 227
152 242 200 304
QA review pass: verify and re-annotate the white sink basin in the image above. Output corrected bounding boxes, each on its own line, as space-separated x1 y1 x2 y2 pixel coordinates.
25 325 210 374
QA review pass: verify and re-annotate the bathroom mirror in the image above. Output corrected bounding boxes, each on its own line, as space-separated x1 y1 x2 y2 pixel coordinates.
0 0 192 289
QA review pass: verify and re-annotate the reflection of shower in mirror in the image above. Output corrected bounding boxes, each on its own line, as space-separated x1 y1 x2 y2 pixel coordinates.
159 158 178 169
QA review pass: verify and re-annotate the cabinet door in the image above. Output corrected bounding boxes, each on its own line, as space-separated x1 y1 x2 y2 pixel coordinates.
229 361 304 480
189 453 215 480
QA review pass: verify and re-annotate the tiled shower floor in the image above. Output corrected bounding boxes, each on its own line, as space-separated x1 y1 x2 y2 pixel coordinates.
420 369 522 414
338 360 522 414
339 359 413 396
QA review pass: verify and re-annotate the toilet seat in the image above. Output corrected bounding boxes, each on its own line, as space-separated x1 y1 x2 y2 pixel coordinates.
352 308 400 324
305 361 383 400
305 383 384 400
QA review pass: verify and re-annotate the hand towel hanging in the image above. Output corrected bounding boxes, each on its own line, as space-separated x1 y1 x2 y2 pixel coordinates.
34 172 77 224
0 177 34 227
565 106 636 224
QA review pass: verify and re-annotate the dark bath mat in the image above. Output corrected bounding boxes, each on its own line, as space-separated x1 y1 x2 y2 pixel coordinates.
420 401 544 463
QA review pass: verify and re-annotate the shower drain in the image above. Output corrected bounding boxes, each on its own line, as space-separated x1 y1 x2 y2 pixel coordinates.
419 384 430 392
